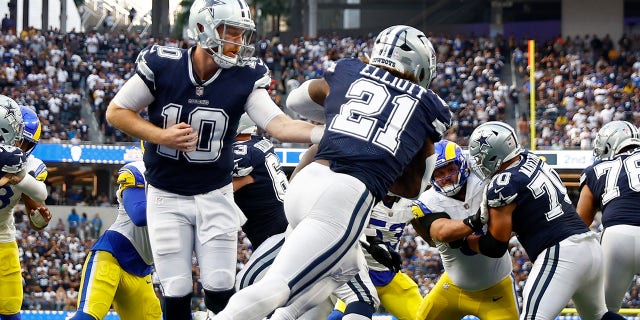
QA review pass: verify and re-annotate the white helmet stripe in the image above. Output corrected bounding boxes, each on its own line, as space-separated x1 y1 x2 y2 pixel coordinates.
380 26 409 58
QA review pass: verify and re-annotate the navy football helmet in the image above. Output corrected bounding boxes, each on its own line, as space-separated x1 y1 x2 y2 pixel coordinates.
18 106 41 156
431 140 470 196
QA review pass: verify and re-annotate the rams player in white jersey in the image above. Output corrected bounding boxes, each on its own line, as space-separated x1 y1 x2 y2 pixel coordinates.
329 196 421 320
0 99 50 320
411 140 519 320
70 161 162 320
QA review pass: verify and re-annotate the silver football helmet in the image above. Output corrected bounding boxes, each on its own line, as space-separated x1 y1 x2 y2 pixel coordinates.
0 95 23 146
468 121 522 180
236 113 257 135
187 0 256 68
593 120 640 160
370 25 437 88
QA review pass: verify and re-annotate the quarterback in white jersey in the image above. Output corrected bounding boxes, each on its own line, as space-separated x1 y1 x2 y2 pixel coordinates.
0 100 50 320
412 140 518 320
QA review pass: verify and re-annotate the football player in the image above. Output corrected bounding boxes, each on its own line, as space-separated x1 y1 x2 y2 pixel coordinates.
104 0 323 318
412 139 519 319
327 196 419 320
232 113 288 249
212 25 451 320
576 120 640 312
465 122 624 320
0 99 49 320
70 161 161 320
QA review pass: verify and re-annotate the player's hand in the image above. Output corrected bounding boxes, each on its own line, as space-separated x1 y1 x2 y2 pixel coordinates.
463 208 486 232
162 122 199 153
29 206 51 231
361 236 402 273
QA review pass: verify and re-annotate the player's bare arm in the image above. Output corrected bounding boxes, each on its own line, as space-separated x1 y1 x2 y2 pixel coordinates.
232 175 255 192
389 138 434 199
290 144 318 181
287 79 329 124
576 184 598 226
265 114 321 144
467 203 515 254
106 104 198 152
428 217 475 243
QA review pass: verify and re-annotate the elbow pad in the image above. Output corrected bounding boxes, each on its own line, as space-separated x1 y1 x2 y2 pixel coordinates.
478 231 508 258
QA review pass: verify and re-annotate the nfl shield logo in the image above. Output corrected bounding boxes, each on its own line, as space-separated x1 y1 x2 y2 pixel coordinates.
196 86 204 96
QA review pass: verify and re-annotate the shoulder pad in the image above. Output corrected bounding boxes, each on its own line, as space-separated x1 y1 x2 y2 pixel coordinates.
117 161 146 190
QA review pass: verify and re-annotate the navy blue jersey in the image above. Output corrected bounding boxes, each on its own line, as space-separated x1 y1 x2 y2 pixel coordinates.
233 135 288 248
136 45 271 195
315 58 451 200
486 151 588 261
580 147 640 228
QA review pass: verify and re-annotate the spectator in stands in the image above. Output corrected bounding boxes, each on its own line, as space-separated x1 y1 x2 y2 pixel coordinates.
90 213 102 238
67 208 79 235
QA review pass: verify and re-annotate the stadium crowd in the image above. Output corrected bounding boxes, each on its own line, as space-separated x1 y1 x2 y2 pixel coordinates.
3 24 640 315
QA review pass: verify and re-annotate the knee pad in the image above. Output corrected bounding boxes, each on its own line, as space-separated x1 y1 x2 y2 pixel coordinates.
204 288 235 314
201 269 235 291
0 296 21 315
161 275 194 297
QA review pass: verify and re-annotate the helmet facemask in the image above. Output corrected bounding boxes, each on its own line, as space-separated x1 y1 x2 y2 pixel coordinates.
188 0 256 68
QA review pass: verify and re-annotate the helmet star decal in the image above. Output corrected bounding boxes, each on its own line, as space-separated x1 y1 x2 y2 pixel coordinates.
201 1 226 17
475 132 492 151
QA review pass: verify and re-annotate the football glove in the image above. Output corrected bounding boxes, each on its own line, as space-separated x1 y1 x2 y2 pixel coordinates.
0 145 26 175
361 236 402 273
463 208 487 233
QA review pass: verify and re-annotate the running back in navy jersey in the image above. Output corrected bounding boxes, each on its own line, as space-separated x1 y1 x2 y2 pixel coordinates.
486 151 589 261
233 135 288 248
135 44 271 195
581 147 640 228
315 58 451 200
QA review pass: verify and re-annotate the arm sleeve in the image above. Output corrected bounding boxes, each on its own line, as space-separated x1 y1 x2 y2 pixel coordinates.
244 88 285 130
15 174 47 202
286 80 326 124
111 74 155 112
123 187 147 226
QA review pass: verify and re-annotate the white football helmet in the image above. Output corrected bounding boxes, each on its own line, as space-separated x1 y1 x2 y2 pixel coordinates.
188 0 256 68
370 25 437 88
0 95 23 146
468 121 522 180
593 120 640 160
236 113 257 135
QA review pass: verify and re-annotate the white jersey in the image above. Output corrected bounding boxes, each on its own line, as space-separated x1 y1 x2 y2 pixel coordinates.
110 161 153 264
417 173 512 291
0 155 47 243
365 198 414 271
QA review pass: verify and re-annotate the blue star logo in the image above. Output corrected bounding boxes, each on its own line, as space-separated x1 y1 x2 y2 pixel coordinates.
202 1 226 17
475 133 491 150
